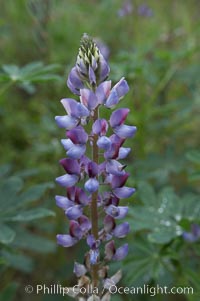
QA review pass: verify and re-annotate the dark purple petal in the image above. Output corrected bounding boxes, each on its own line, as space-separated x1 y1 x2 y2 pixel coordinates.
55 174 78 187
66 205 83 220
67 126 88 144
110 108 130 128
105 240 115 260
87 161 98 177
57 234 78 247
75 188 90 205
111 173 129 189
55 195 74 210
114 77 129 99
114 125 137 138
182 232 197 242
112 243 128 261
78 215 91 232
69 220 83 239
105 89 119 109
104 215 115 233
99 53 110 81
97 136 111 150
55 115 78 129
105 205 128 219
96 81 111 104
106 160 126 176
117 147 131 159
59 158 80 175
92 119 108 136
73 262 87 277
113 222 130 238
113 187 136 198
84 178 99 193
80 88 98 111
67 144 86 159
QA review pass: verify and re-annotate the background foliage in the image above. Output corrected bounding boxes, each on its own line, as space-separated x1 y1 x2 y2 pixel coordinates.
0 0 199 300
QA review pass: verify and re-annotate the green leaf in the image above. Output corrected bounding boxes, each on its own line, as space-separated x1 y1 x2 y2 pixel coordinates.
0 224 16 244
1 250 33 273
186 150 200 164
0 177 23 211
0 282 19 301
6 208 55 222
16 182 54 208
12 228 56 253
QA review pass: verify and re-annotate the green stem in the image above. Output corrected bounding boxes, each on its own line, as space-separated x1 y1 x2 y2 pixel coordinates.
91 107 99 288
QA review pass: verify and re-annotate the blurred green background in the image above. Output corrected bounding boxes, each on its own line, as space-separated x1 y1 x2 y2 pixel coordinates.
0 1 199 301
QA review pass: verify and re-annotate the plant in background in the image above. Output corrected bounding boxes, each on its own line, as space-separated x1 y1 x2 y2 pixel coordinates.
55 34 137 300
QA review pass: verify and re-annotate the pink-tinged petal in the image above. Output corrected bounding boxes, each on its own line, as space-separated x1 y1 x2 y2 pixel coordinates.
59 158 80 175
61 138 74 150
55 115 78 129
80 89 98 111
87 161 98 177
67 126 88 144
110 108 130 128
114 77 129 99
55 195 74 210
113 187 136 198
84 178 99 193
117 147 131 159
55 174 79 187
61 98 77 115
97 136 111 150
105 205 128 219
92 119 108 136
113 222 130 238
111 173 129 189
104 215 116 233
114 125 137 138
57 234 78 247
96 81 111 104
89 65 96 84
66 205 83 220
67 144 86 159
110 134 125 146
99 53 110 81
106 160 126 176
105 89 119 108
73 262 87 278
105 240 115 260
67 67 84 94
112 243 128 261
69 220 83 239
104 144 120 159
78 215 91 232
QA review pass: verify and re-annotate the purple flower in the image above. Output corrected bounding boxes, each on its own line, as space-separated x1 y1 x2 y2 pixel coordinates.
183 224 200 242
55 34 137 291
118 1 133 17
138 4 153 17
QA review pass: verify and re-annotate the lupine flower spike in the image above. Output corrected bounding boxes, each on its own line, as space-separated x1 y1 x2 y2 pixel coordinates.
55 34 137 300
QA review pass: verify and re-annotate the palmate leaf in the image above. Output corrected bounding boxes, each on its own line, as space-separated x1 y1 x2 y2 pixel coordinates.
4 208 55 222
1 250 33 273
127 182 200 244
122 237 174 287
0 224 16 244
11 228 56 253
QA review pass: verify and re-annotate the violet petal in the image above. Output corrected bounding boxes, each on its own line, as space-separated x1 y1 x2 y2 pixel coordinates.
84 178 99 193
113 187 136 198
110 108 130 128
112 243 128 261
55 174 78 187
113 222 130 238
66 205 83 220
57 234 78 247
114 125 137 138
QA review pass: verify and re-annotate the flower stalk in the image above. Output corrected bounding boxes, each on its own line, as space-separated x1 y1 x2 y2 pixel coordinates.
55 34 137 300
